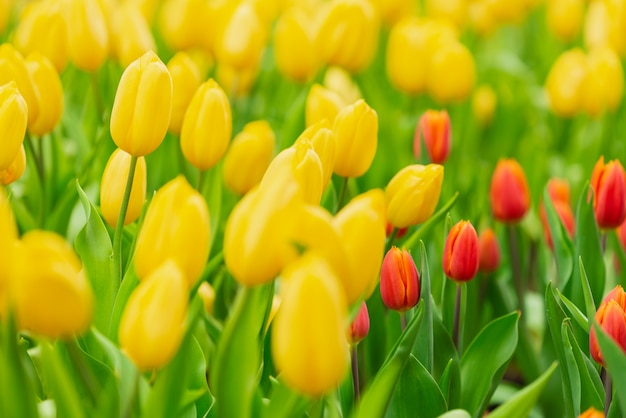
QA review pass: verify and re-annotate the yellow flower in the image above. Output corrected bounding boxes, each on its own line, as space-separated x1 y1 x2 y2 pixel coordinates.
100 148 147 227
386 164 444 228
315 0 379 73
323 66 362 104
370 0 415 25
273 7 319 82
198 282 216 315
12 0 68 72
546 0 584 42
305 83 346 127
426 41 476 103
180 79 232 170
0 145 26 186
119 260 187 371
425 0 467 28
12 231 93 338
158 0 214 51
0 186 17 318
333 189 387 300
111 4 156 68
134 176 210 287
581 46 623 117
584 0 626 57
0 0 9 35
295 120 336 189
472 84 497 126
0 82 28 171
25 52 64 136
332 99 378 178
223 120 275 195
545 48 587 117
272 252 349 396
0 44 39 126
167 52 202 135
110 50 173 157
215 62 259 99
66 0 109 71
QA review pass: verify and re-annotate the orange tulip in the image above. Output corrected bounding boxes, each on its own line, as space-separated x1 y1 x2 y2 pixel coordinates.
478 228 500 274
347 301 370 345
578 407 604 418
590 156 626 229
443 220 479 282
589 285 626 366
379 247 420 311
413 109 451 164
489 159 530 223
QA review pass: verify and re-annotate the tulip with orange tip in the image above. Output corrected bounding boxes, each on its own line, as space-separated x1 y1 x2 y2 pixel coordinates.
589 285 626 366
348 301 370 345
490 159 531 223
380 247 420 311
414 110 451 164
590 156 626 229
578 407 604 418
478 228 500 274
443 220 480 282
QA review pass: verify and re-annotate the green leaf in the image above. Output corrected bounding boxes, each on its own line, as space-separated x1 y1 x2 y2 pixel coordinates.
556 289 589 332
413 241 434 373
403 192 459 251
594 322 626 412
460 311 520 418
386 355 447 418
578 257 598 330
353 304 424 418
542 185 574 286
200 165 223 249
438 358 461 410
211 284 274 418
75 180 117 333
562 321 582 416
436 410 471 418
564 324 603 412
107 265 140 342
487 362 558 418
262 377 312 418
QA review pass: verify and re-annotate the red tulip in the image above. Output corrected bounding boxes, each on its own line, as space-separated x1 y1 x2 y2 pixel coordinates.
590 156 626 229
413 109 451 164
589 285 626 366
478 228 500 274
380 247 420 312
348 301 370 344
443 220 479 282
489 159 530 223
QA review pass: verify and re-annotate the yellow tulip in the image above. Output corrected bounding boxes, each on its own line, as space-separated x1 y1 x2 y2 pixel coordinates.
0 0 9 35
262 139 324 205
224 165 302 286
584 0 626 57
222 120 275 195
167 52 202 135
472 84 497 126
272 252 349 396
426 41 476 103
332 99 378 178
323 66 362 104
468 1 497 36
66 0 109 71
0 44 39 126
274 7 319 82
12 231 93 338
110 50 173 157
180 79 232 170
425 0 467 28
545 48 587 117
134 176 210 287
25 52 64 136
295 120 336 189
123 0 159 23
0 145 26 186
111 4 156 68
581 46 624 117
305 83 346 127
198 281 216 315
158 0 214 51
369 0 415 25
215 62 259 99
0 82 28 171
100 148 147 227
546 0 584 42
119 260 187 370
386 164 444 228
12 0 68 72
0 187 17 318
333 189 387 300
315 0 379 73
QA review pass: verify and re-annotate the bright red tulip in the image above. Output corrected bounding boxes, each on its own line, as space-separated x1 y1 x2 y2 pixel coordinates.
443 220 479 282
589 285 626 366
380 247 420 312
590 156 626 229
348 301 370 344
490 159 530 223
413 109 451 164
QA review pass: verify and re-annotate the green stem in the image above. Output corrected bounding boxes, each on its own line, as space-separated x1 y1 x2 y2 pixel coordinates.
400 311 407 331
24 133 46 227
604 368 612 417
351 346 360 404
508 224 524 314
452 282 462 352
66 338 99 405
197 169 207 193
91 71 105 122
122 369 141 418
385 228 398 254
113 155 138 282
335 176 349 213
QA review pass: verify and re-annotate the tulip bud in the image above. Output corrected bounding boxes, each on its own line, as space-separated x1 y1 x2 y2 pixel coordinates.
348 301 370 344
545 49 587 117
380 247 420 311
1 145 26 186
167 52 203 135
134 176 210 286
119 260 187 370
25 52 64 136
0 187 17 317
589 285 626 366
180 79 232 170
305 84 346 127
539 179 576 249
272 252 349 396
66 0 109 71
12 231 93 338
323 67 362 104
333 189 387 301
0 44 39 126
584 0 626 57
546 0 584 42
111 4 156 68
443 220 479 282
12 0 68 72
0 82 28 171
478 228 500 274
386 164 444 228
110 50 173 157
427 41 476 103
472 84 497 126
274 7 319 82
581 46 624 117
578 407 605 418
198 282 216 315
425 0 467 28
414 110 451 164
158 0 215 51
490 159 530 223
590 156 626 229
332 99 378 178
100 148 147 227
295 120 336 189
315 0 379 73
223 120 275 195
370 0 414 25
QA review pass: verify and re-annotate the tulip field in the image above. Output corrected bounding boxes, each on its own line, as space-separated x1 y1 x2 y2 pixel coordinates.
2 0 626 417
